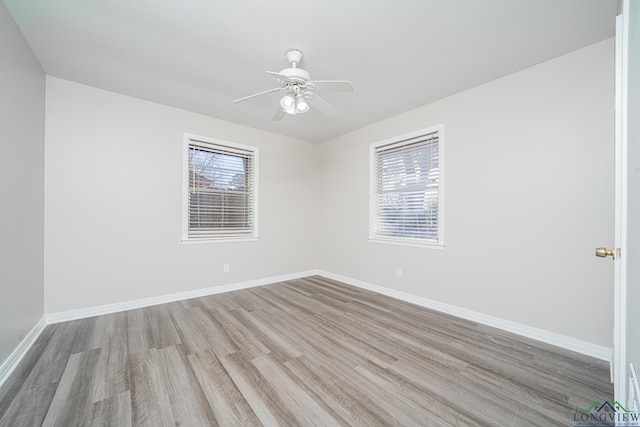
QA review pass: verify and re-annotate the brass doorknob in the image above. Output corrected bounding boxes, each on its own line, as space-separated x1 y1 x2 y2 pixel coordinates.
595 247 615 259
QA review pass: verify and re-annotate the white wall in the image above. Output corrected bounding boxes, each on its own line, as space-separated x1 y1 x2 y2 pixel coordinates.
0 1 45 364
319 39 615 347
44 77 319 313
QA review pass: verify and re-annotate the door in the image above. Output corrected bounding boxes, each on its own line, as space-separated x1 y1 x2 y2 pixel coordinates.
594 8 629 406
609 2 640 409
620 0 640 410
611 12 627 405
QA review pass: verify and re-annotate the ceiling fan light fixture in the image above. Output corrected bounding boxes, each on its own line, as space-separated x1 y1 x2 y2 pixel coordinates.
280 93 295 110
295 95 309 113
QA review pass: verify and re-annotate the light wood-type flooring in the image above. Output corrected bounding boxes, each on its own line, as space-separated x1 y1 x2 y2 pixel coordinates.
0 276 613 426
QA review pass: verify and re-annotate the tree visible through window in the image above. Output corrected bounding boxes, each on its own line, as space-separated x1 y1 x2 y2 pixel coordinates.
370 126 443 246
184 135 257 240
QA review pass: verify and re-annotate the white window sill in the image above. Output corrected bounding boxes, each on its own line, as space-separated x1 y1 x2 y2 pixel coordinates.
181 236 260 245
368 237 444 250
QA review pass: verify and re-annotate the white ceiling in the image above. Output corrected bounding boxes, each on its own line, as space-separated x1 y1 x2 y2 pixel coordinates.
5 0 617 143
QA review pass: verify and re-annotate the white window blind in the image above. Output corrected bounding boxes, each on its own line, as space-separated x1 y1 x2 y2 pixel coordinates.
371 127 442 246
185 137 257 240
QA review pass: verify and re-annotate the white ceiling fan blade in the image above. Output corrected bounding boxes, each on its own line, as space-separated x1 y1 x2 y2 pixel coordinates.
265 70 289 79
307 80 354 92
272 107 285 121
233 87 282 103
307 92 337 117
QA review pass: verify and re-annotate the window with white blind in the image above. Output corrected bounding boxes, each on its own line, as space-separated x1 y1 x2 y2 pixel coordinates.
369 125 443 248
182 134 258 242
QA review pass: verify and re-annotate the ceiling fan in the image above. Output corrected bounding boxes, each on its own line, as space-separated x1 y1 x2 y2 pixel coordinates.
233 49 353 120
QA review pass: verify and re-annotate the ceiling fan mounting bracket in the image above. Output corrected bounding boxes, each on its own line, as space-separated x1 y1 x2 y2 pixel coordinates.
286 49 303 67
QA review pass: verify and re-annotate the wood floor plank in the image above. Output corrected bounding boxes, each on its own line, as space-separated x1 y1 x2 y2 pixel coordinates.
198 303 271 360
128 348 175 427
167 304 237 357
229 308 304 362
278 311 368 369
41 348 102 426
126 305 181 355
0 324 58 418
219 351 299 426
374 357 522 426
251 354 348 426
0 275 614 426
355 360 483 426
188 349 261 426
90 312 130 404
129 344 216 426
154 345 216 426
0 322 83 427
283 356 392 427
0 380 58 427
89 391 132 427
313 354 430 427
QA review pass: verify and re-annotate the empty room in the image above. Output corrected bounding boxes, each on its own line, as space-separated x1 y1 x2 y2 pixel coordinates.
1 0 639 425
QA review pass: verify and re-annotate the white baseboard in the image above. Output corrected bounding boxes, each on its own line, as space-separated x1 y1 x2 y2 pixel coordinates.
45 270 320 324
0 316 47 389
317 271 613 362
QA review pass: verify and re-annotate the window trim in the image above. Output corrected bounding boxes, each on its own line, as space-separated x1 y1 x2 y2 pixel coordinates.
368 125 445 249
181 133 259 244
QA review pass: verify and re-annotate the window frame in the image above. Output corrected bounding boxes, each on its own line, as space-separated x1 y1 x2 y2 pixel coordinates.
368 125 445 249
181 133 259 244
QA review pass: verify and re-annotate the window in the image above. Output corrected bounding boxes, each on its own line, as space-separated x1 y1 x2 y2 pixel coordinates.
183 134 258 242
369 125 443 248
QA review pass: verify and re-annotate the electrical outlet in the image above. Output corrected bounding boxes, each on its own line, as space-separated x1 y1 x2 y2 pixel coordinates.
396 268 403 278
223 263 230 273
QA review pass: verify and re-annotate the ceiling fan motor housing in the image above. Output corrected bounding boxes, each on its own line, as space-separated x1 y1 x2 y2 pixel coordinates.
279 67 310 83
